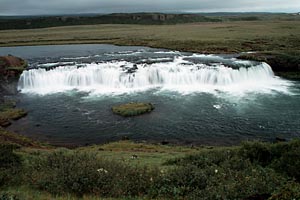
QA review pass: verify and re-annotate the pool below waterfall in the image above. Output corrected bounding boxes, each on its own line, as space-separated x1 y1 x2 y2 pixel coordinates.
0 44 299 146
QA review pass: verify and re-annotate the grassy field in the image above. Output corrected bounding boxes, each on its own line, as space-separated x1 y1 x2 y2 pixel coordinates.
1 20 300 79
0 21 299 54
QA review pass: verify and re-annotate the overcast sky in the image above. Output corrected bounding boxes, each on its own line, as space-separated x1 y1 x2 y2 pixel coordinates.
1 0 300 16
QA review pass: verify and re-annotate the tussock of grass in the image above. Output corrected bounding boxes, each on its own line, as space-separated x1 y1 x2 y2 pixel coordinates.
0 128 46 148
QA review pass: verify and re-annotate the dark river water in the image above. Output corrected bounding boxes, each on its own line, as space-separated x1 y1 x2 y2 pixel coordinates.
0 44 299 146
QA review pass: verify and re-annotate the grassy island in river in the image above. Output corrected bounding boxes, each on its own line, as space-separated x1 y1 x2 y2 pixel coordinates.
112 102 155 117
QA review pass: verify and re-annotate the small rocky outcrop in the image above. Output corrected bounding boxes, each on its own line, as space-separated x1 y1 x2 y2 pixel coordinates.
0 55 27 79
112 102 154 117
0 100 27 128
0 55 27 95
238 52 300 80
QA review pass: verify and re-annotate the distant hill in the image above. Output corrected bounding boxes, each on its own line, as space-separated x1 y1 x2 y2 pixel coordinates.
0 13 220 30
0 12 299 30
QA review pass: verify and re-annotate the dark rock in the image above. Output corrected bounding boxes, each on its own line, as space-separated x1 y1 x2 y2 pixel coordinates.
0 55 27 95
0 55 27 80
275 137 287 143
237 52 300 80
127 64 138 73
161 141 169 145
122 136 129 140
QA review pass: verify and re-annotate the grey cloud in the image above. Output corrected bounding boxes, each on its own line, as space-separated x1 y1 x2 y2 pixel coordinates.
0 0 299 15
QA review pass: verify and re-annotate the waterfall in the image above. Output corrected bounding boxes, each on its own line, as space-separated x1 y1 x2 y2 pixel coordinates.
18 58 289 95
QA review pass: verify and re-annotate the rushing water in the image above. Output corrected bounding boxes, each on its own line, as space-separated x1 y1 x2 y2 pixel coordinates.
0 44 299 146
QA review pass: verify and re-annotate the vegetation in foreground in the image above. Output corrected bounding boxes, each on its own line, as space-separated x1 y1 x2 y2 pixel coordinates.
1 128 300 200
112 102 155 117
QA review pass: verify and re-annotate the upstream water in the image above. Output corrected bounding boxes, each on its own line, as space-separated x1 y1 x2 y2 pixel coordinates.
0 44 299 146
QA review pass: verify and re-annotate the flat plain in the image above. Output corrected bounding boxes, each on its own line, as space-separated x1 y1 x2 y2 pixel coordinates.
0 20 300 55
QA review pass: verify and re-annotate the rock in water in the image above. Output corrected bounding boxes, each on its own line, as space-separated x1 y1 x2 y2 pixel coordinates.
112 102 154 117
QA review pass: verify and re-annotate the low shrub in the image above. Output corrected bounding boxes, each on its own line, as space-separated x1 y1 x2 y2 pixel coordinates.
0 192 21 200
26 150 160 197
162 141 300 199
0 144 22 187
271 145 300 181
239 141 273 166
240 140 300 181
270 181 300 200
2 140 300 199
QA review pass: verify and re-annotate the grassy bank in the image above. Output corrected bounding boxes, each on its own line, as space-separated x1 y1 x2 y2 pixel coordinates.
1 128 300 199
1 21 300 54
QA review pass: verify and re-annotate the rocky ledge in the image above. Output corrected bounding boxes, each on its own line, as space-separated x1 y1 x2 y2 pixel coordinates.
0 55 27 79
0 55 27 95
112 102 154 117
238 52 300 80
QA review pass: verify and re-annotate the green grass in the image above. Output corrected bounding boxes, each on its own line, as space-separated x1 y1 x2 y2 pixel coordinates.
1 131 300 199
0 186 146 200
77 140 200 167
0 21 300 54
0 100 27 127
112 103 154 117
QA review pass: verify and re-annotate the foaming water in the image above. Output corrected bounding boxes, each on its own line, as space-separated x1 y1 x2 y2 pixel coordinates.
18 56 292 96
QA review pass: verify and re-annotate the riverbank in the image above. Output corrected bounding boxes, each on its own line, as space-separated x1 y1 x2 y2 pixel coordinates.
1 128 300 199
1 21 299 79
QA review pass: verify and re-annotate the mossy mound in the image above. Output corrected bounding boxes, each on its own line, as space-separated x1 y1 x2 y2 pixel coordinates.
0 100 27 127
112 102 154 117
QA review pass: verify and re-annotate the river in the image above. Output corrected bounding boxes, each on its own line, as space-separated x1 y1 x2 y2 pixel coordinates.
0 44 299 146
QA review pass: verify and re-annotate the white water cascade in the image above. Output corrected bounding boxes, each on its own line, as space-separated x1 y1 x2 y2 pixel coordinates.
18 57 291 95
